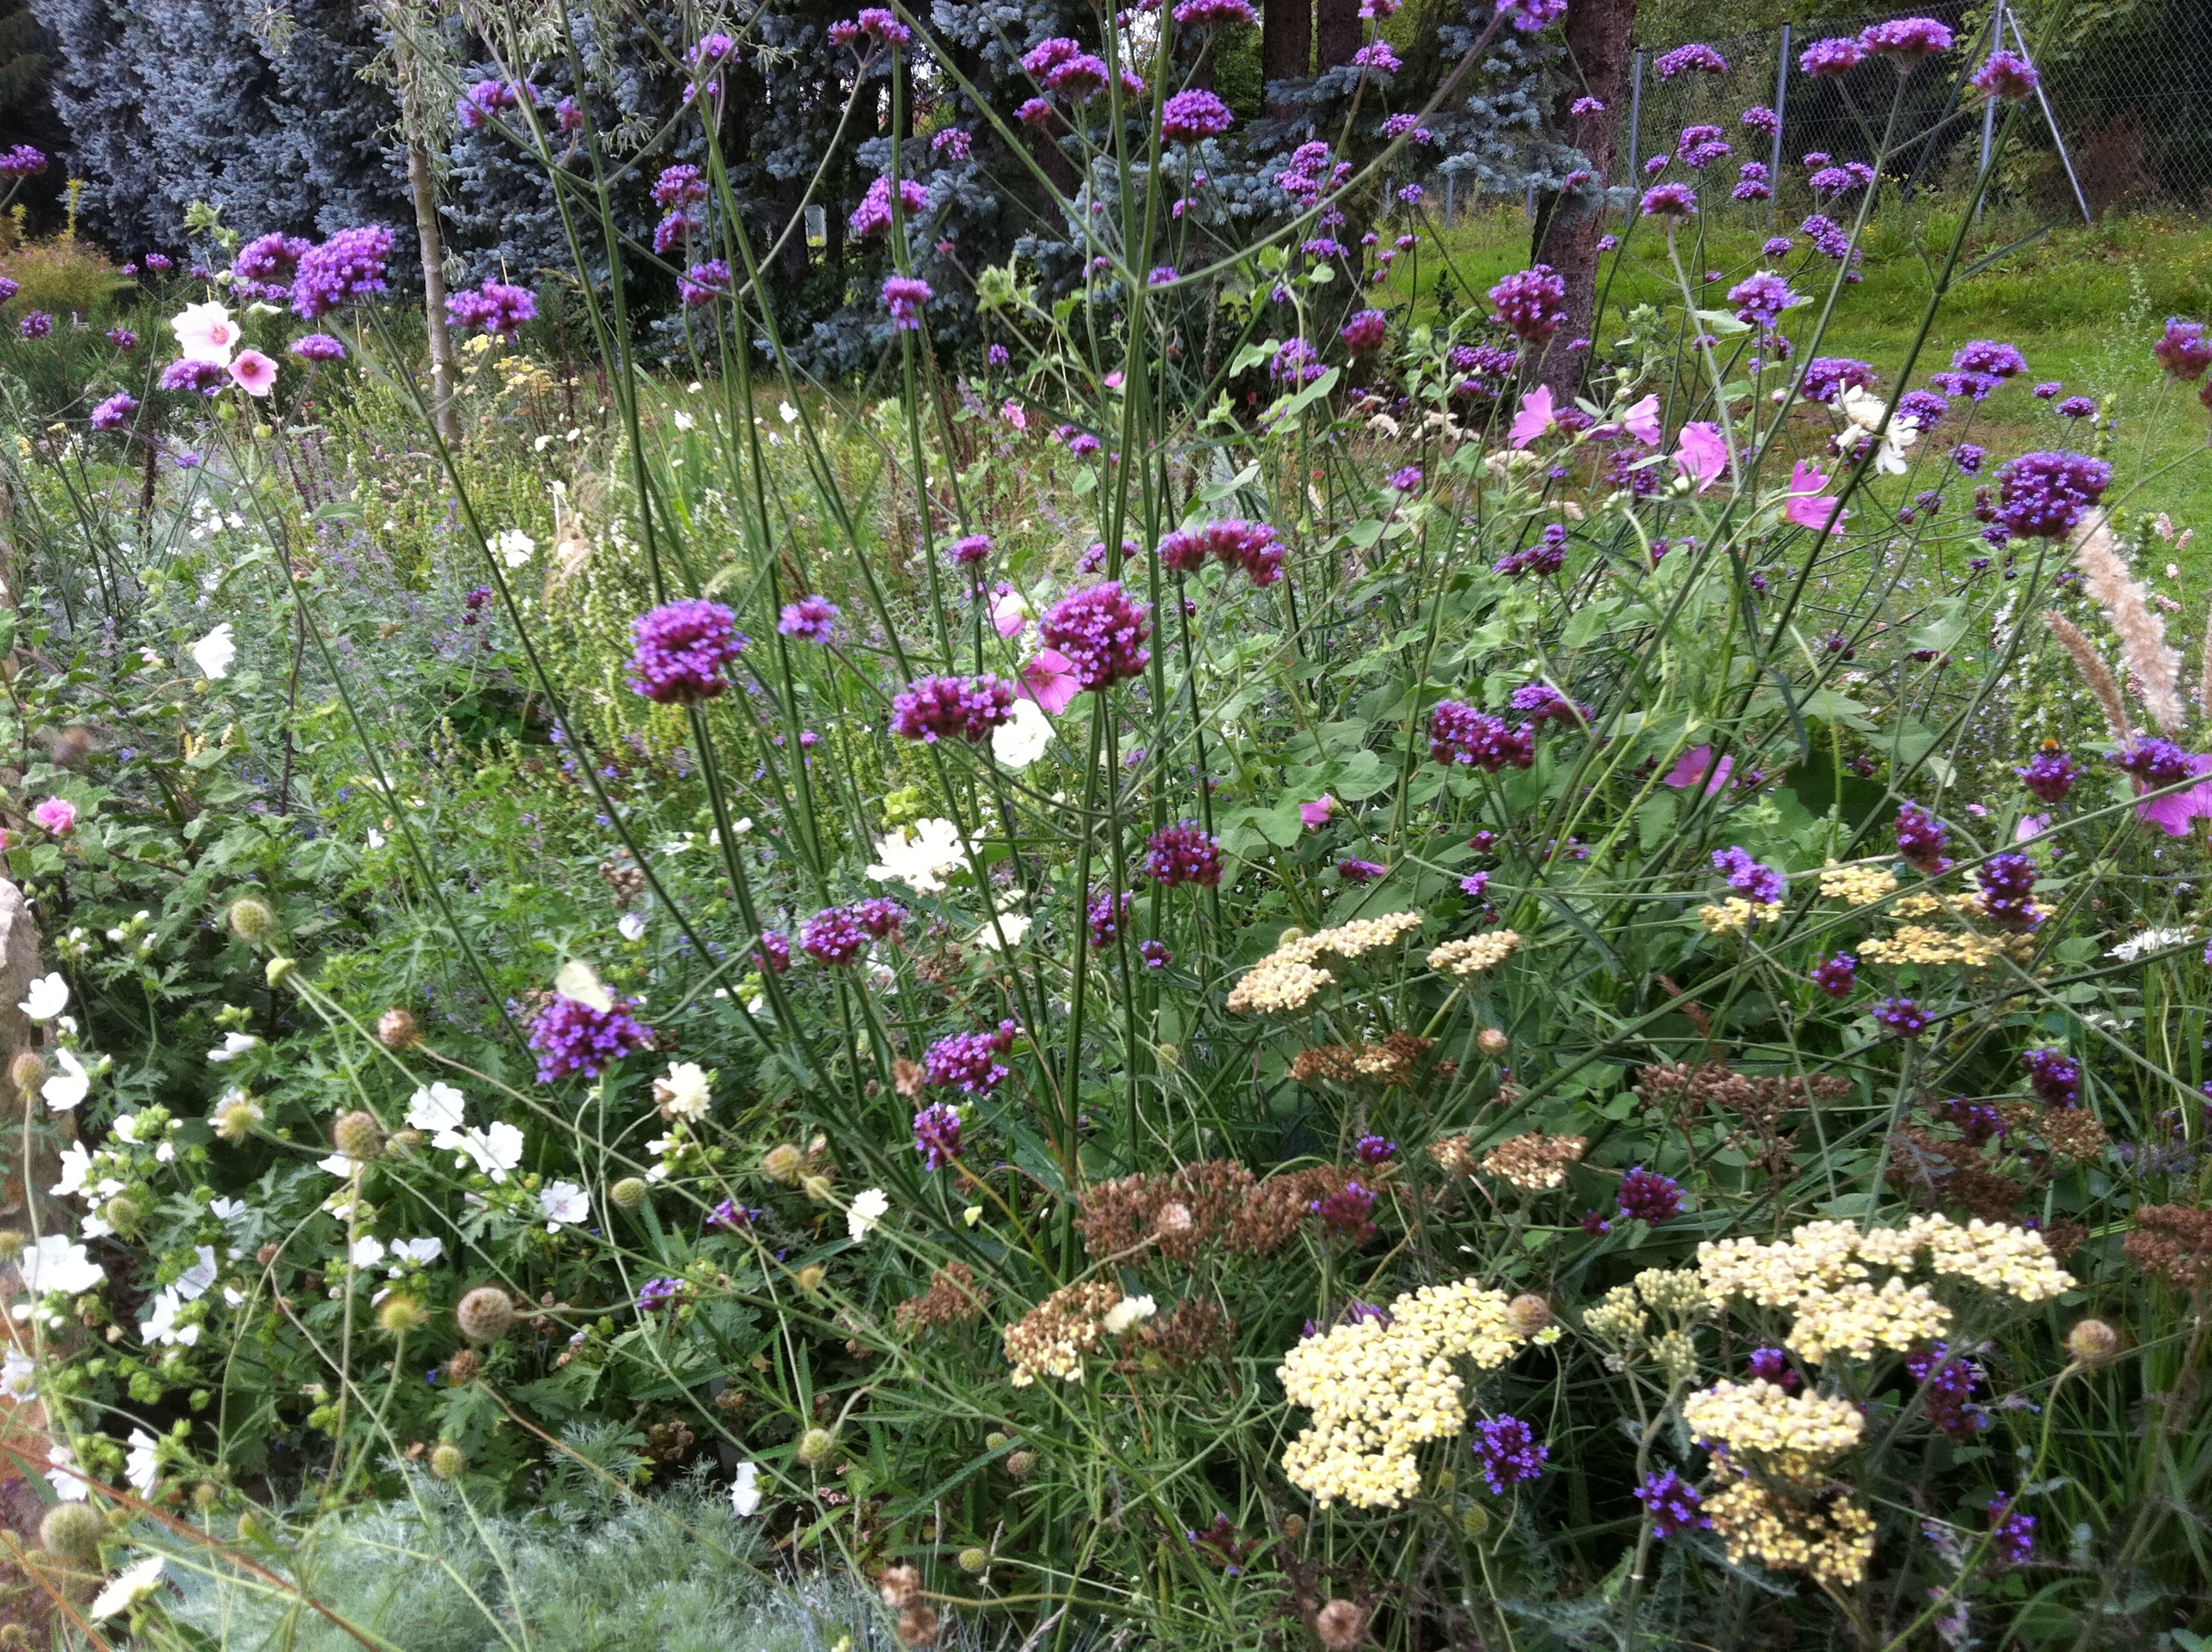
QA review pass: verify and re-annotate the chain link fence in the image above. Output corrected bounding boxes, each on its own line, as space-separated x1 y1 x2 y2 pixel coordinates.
1607 0 2212 223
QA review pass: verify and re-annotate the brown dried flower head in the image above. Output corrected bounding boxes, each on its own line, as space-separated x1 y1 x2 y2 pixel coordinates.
1479 1132 1587 1191
1315 1599 1366 1649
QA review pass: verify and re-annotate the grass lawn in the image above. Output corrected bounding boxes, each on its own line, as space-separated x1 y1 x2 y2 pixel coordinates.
1399 204 2212 538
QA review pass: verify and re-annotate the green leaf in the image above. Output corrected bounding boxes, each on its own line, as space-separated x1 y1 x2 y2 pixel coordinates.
1907 596 1969 655
1638 794 1675 852
1693 308 1753 335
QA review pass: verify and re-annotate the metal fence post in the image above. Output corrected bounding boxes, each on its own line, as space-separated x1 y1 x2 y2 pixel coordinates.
2004 2 2095 224
1771 23 1791 232
1977 3 2000 224
1627 49 1645 182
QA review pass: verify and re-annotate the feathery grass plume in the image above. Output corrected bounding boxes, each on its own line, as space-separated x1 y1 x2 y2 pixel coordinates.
2043 610 2133 743
2198 598 2212 723
2070 509 2184 731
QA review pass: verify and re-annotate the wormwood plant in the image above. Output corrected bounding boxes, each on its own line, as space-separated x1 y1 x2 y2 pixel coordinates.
0 3 2209 1650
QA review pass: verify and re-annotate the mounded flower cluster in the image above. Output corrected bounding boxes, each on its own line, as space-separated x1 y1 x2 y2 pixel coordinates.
1279 1279 1538 1507
1227 913 1427 1014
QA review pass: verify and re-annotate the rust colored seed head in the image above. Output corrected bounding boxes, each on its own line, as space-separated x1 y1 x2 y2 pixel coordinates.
2065 1318 2121 1366
1315 1599 1367 1649
377 1007 422 1050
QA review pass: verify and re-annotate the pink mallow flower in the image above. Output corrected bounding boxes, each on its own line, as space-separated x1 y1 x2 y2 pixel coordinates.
991 588 1032 638
32 797 77 835
1663 745 1733 796
229 349 278 397
1674 421 1730 490
1301 794 1337 829
2136 753 2212 837
1783 460 1845 532
1621 393 1662 445
1509 383 1556 449
1021 649 1081 715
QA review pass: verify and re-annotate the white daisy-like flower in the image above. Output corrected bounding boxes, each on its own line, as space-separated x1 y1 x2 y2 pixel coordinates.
207 1032 263 1063
43 1046 91 1111
406 1082 468 1133
91 1555 166 1620
190 622 236 680
658 1061 713 1120
847 1186 890 1242
2 1346 35 1401
21 1233 103 1296
730 1460 763 1516
18 972 67 1022
45 1442 89 1500
972 912 1033 951
539 1180 591 1230
125 1428 160 1494
992 696 1054 770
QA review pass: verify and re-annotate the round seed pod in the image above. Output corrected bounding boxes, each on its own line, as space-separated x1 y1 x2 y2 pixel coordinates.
1506 1294 1553 1337
377 1296 429 1335
377 1008 422 1050
38 1502 104 1562
9 1050 46 1102
265 957 295 987
956 1547 988 1574
1476 1028 1510 1058
795 1427 836 1466
2066 1318 2122 1366
102 1194 142 1235
760 1143 805 1184
332 1110 383 1161
428 1442 469 1480
445 1349 482 1386
610 1177 649 1210
226 894 279 945
1315 1600 1365 1649
1004 1449 1036 1480
455 1286 518 1345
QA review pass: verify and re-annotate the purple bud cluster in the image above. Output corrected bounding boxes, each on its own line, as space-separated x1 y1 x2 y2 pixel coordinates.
913 1102 963 1170
925 1020 1018 1093
800 906 869 966
529 993 655 1083
1039 581 1152 691
1636 1471 1710 1536
1429 702 1536 771
777 595 840 642
1907 1343 1989 1440
1873 996 1932 1038
1088 887 1133 948
889 674 1016 742
1308 1181 1377 1238
1994 450 2111 539
1812 953 1859 998
291 225 397 319
447 280 538 340
2023 1048 2082 1108
1494 524 1569 578
1617 1166 1684 1224
1471 1416 1550 1492
1146 823 1224 887
627 600 748 704
1156 519 1284 585
1895 800 1951 874
1976 852 2040 931
1713 846 1787 905
1488 265 1569 343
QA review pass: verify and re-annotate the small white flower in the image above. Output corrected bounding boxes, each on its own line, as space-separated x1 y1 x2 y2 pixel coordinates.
138 1287 199 1347
177 1245 218 1300
1103 1294 1157 1335
847 1186 890 1242
45 1443 89 1500
190 622 237 680
19 972 67 1022
865 817 969 894
350 1236 387 1269
366 828 387 850
2 1346 36 1401
452 1120 526 1182
50 1141 90 1199
317 1152 364 1178
21 1234 103 1296
389 1236 444 1268
540 1179 591 1230
1833 385 1918 475
209 1196 247 1223
731 1460 763 1515
406 1082 468 1134
207 1032 263 1063
618 910 649 941
125 1428 160 1495
992 695 1054 770
778 401 800 424
43 1046 90 1111
658 1061 713 1120
972 912 1032 951
91 1555 166 1620
672 410 696 430
2109 926 2193 963
492 528 535 568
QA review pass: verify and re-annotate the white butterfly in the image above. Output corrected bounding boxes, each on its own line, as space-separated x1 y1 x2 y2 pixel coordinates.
554 958 613 1012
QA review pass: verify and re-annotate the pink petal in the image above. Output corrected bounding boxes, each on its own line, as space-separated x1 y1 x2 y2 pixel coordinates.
1663 744 1733 796
1300 794 1337 829
1021 649 1080 715
1622 394 1661 445
1509 384 1555 450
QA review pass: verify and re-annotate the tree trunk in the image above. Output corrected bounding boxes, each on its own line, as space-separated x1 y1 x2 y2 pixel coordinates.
1530 0 1635 401
386 11 461 448
1314 0 1359 72
1262 0 1311 120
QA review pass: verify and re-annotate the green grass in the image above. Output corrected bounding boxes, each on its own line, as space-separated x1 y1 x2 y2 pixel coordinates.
1402 204 2212 533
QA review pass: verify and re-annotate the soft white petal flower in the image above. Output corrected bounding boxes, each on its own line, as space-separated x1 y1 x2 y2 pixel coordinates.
731 1460 763 1516
991 695 1054 770
318 1152 364 1178
1102 1294 1157 1335
21 1234 103 1296
672 410 696 430
91 1555 166 1620
208 1196 247 1223
657 1061 713 1120
778 401 800 424
177 1245 218 1300
539 1180 590 1230
492 528 536 568
847 1186 890 1242
2 1346 35 1401
405 1082 468 1134
2110 926 2193 963
126 1428 160 1495
50 1140 90 1199
207 1032 263 1063
138 1287 197 1347
389 1236 445 1267
457 1120 526 1182
865 817 968 894
172 300 239 364
43 1047 90 1111
190 622 236 680
618 911 648 941
366 828 387 850
44 1443 89 1500
18 972 67 1022
350 1236 387 1269
972 912 1032 951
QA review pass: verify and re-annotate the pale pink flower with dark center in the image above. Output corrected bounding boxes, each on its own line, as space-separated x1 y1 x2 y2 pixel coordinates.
1674 421 1729 490
1509 383 1556 448
229 349 278 397
1020 649 1081 715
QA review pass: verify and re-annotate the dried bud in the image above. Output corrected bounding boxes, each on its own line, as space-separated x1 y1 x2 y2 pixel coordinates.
1156 1042 1182 1069
2066 1318 2121 1366
795 1264 828 1294
762 1143 805 1184
38 1502 105 1561
376 1295 428 1335
897 1605 940 1648
445 1348 481 1385
455 1285 518 1345
956 1547 988 1574
387 1129 422 1155
1155 1202 1195 1238
428 1442 469 1480
1004 1449 1036 1480
1476 1028 1510 1058
1505 1294 1553 1337
983 1431 1010 1451
1315 1600 1365 1649
226 894 279 945
878 1564 924 1608
1281 1514 1306 1539
0 1232 20 1264
9 1050 45 1102
214 1094 265 1143
800 1173 835 1205
377 1007 422 1050
102 1194 142 1234
332 1109 384 1161
795 1426 836 1466
255 1243 281 1266
191 1481 219 1510
610 1177 649 1210
893 1058 925 1101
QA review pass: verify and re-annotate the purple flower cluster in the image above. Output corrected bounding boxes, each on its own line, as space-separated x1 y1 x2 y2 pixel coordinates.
447 280 538 340
1429 701 1535 771
1495 524 1569 578
0 144 46 177
1727 270 1802 328
2058 395 2097 421
1989 1498 2036 1564
291 334 346 362
1895 800 1951 874
1977 852 2041 930
1800 356 1877 404
1488 265 1569 344
709 1200 763 1231
1039 582 1152 691
947 532 994 567
1861 17 1953 59
1994 450 2111 539
778 595 840 641
888 674 1016 742
1971 49 2040 101
1813 952 1859 998
1511 682 1588 725
1873 996 1932 1038
799 906 869 966
1340 308 1388 355
232 232 311 300
1713 846 1787 904
1799 35 1866 76
1139 939 1173 969
529 992 655 1082
2155 317 2212 380
2023 1048 2083 1107
457 79 520 129
680 259 731 306
1639 183 1698 218
1161 89 1234 141
160 358 227 395
1747 1346 1802 1391
1272 336 1327 385
1635 1471 1710 1536
882 275 933 330
108 325 136 350
1907 1343 1988 1440
1496 0 1567 29
637 1277 685 1312
1656 43 1727 79
16 311 49 339
1471 1416 1550 1492
1309 1180 1377 1238
627 599 748 704
925 1020 1018 1093
651 165 707 210
1087 887 1132 947
291 225 397 319
849 174 929 236
1156 519 1284 585
1146 823 1223 887
1336 858 1387 883
756 933 792 974
1617 1166 1684 1224
853 898 908 939
1897 388 1949 428
1354 1133 1398 1165
2113 736 2196 789
913 1102 963 1170
90 392 137 433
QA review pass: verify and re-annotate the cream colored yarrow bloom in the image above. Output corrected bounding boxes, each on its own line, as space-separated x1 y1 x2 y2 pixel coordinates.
1698 899 1782 936
1681 1379 1864 1481
1784 1276 1953 1364
1819 859 1900 905
1427 929 1522 977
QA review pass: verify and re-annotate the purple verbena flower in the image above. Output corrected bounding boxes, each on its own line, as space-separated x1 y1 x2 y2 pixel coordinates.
925 1020 1018 1093
1640 183 1698 217
1799 35 1866 76
1488 265 1569 343
1146 822 1223 887
1617 1166 1683 1224
1429 701 1536 771
291 225 397 319
1873 996 1932 1038
1995 450 2110 539
1895 800 1951 874
1713 846 1787 905
1336 858 1388 883
529 992 655 1082
1977 852 2041 931
1039 582 1152 691
637 1277 685 1312
1087 887 1133 948
888 674 1016 742
1636 1471 1710 1536
777 595 840 642
627 600 748 704
2023 1047 2082 1107
90 392 137 432
1656 44 1727 79
290 334 346 362
800 906 869 966
1157 519 1283 585
1354 1133 1397 1164
913 1102 963 1170
1309 1180 1377 1238
1908 1343 1988 1440
1860 17 1953 60
2017 744 2078 801
446 280 538 340
882 275 933 330
1471 1416 1550 1492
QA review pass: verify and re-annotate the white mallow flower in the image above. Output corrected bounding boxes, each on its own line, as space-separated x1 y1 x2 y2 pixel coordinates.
18 972 67 1022
658 1061 713 1120
172 300 240 364
492 528 535 568
207 1032 263 1063
972 912 1033 952
847 1186 890 1242
43 1046 91 1111
177 1245 218 1300
21 1233 103 1297
992 695 1054 770
406 1082 468 1134
864 817 969 895
51 1140 91 1200
778 401 799 424
2110 926 2193 963
387 1236 444 1269
1833 385 1919 475
540 1180 591 1230
45 1442 89 1500
191 622 236 680
1103 1294 1158 1335
449 1120 526 1182
730 1460 763 1516
126 1428 160 1495
350 1237 387 1270
672 410 696 431
618 911 648 941
318 1152 365 1178
209 1196 247 1224
2 1346 35 1400
138 1287 199 1347
91 1555 166 1621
